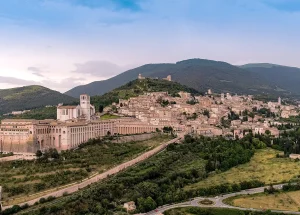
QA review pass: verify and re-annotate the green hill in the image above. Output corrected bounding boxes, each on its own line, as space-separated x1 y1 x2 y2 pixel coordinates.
0 85 77 114
65 58 281 98
239 63 283 69
240 64 300 97
91 78 200 110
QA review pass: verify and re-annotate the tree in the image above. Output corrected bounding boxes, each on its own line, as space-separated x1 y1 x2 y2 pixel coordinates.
49 148 59 159
248 112 255 122
138 197 157 212
99 105 104 113
203 109 210 118
143 197 157 211
36 150 43 158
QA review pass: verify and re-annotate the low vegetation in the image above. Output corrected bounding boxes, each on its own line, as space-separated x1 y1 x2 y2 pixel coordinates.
0 135 170 203
99 114 120 120
164 207 293 215
227 190 300 212
0 85 77 115
9 135 261 215
0 107 57 121
91 78 200 111
185 148 300 191
0 152 14 158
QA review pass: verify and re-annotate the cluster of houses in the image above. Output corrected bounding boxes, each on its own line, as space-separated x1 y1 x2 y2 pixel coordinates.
115 88 299 139
1 75 300 155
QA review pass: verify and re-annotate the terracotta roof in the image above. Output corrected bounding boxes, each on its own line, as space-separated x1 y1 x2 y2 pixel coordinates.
57 105 78 109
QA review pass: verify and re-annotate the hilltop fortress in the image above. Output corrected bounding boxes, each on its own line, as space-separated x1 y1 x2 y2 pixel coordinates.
0 77 299 155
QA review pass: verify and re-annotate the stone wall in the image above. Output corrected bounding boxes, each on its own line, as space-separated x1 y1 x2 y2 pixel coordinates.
111 133 159 143
0 154 36 162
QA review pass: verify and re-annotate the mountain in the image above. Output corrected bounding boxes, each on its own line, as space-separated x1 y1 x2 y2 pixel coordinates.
65 59 277 98
0 85 77 114
91 78 200 109
240 63 300 97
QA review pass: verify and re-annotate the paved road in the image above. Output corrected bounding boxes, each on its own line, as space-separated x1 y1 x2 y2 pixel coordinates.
144 184 300 215
1 136 183 211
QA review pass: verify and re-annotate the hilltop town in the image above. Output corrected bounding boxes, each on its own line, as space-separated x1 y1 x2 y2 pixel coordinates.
0 75 298 155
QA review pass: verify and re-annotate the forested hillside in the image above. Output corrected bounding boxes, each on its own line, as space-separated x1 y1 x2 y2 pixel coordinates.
65 58 300 98
12 135 260 215
241 63 300 97
91 78 200 110
0 85 77 114
0 107 57 121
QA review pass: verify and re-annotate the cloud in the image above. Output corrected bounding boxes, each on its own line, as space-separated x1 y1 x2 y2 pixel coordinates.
27 67 45 77
0 75 84 93
73 61 131 78
0 76 39 86
42 77 85 89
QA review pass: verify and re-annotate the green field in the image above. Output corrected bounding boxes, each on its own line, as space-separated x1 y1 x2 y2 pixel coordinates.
0 135 171 203
227 190 300 212
185 148 300 191
100 114 120 120
164 207 291 215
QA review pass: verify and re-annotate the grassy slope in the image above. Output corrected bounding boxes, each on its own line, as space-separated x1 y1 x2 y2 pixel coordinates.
13 137 255 215
229 190 300 212
0 107 57 121
100 114 120 120
185 148 300 191
1 135 171 204
164 207 293 215
0 85 77 114
91 78 200 108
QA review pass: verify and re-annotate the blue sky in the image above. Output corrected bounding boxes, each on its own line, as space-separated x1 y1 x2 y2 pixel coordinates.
0 0 300 92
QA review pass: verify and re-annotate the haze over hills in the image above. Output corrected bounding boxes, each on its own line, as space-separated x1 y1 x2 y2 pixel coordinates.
65 59 300 99
0 85 77 115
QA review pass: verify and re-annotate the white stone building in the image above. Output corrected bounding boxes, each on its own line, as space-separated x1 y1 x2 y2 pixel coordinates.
57 94 95 121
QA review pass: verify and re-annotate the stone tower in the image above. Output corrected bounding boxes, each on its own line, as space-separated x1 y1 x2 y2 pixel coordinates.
80 94 91 120
138 74 145 80
278 97 282 106
166 75 172 81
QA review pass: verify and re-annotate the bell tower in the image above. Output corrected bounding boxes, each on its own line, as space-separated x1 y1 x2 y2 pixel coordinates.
80 94 91 120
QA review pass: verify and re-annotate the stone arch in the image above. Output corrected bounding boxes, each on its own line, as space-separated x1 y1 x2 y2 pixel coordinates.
58 135 61 148
41 140 44 150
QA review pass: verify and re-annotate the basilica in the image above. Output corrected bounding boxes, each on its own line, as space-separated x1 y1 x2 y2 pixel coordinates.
0 94 165 154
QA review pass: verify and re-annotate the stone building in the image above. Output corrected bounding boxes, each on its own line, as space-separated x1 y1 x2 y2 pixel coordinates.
57 94 95 121
163 75 172 81
0 95 168 154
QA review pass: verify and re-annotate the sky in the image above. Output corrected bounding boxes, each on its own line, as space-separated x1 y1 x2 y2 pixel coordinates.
0 0 300 92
